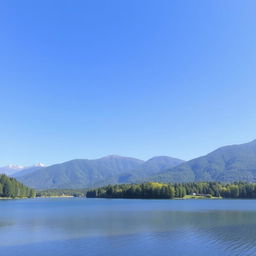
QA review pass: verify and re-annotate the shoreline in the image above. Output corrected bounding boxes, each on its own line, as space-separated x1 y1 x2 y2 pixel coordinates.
0 195 75 200
87 196 223 200
37 195 75 198
2 196 256 200
0 197 31 200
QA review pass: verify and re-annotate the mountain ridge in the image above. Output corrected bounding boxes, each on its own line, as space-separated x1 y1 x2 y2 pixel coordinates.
0 163 45 176
6 139 256 189
14 155 184 189
152 139 256 183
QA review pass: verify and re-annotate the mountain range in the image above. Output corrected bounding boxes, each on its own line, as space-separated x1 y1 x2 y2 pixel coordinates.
12 155 183 189
1 139 256 189
0 165 24 176
0 163 45 176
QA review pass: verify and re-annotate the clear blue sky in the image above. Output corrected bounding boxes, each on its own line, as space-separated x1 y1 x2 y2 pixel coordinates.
0 0 256 166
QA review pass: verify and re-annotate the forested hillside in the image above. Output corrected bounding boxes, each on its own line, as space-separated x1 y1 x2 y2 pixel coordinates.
152 139 256 183
0 174 35 198
10 140 256 189
16 155 184 189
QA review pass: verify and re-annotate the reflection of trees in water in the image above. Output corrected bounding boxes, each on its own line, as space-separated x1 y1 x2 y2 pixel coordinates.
41 210 256 254
25 209 256 236
1 208 256 255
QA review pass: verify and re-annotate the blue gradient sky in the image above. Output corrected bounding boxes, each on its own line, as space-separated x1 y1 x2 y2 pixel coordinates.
0 0 256 166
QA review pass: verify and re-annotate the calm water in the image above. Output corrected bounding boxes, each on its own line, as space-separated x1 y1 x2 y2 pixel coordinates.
1 198 256 256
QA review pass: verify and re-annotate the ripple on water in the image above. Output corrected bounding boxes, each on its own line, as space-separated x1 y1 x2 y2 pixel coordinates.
1 199 256 256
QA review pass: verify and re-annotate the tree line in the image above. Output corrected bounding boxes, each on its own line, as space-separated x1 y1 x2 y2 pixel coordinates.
0 174 36 198
86 182 256 199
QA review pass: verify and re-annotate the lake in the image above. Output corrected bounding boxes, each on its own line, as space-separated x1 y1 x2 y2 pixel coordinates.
0 198 256 256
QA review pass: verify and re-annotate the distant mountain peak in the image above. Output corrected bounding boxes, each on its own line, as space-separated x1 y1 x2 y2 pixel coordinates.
16 155 145 189
0 164 25 176
154 139 256 184
101 155 124 159
99 155 143 162
147 156 184 161
34 163 45 167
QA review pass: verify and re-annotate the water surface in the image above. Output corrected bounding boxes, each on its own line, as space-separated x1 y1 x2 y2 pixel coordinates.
0 198 256 256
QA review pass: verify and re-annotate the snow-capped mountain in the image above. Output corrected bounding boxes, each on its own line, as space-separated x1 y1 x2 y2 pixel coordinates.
0 163 45 176
0 165 25 175
33 163 45 168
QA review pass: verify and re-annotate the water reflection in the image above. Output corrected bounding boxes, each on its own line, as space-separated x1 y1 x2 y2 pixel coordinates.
0 198 256 256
